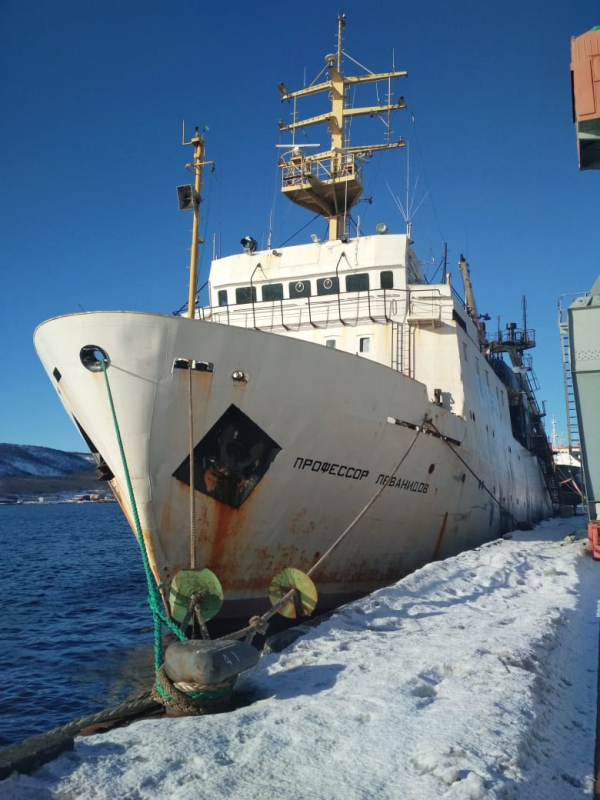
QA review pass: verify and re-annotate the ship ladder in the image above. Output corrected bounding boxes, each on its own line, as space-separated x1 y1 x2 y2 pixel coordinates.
394 322 411 377
559 317 581 455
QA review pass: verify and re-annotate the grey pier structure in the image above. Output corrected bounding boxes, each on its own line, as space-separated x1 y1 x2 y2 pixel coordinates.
559 278 600 548
567 25 600 549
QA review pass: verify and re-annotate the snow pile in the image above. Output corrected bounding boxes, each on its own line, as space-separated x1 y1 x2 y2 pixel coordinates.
0 444 94 478
2 519 598 799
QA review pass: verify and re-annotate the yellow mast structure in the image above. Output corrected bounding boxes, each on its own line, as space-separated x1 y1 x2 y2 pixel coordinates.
278 14 407 241
182 125 213 319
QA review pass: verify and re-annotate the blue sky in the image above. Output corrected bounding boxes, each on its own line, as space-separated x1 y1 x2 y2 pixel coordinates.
1 0 598 452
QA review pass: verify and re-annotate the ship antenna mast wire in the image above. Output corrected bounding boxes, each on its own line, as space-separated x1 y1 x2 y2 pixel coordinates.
277 212 322 248
386 144 430 238
410 111 444 244
427 418 517 528
267 149 283 250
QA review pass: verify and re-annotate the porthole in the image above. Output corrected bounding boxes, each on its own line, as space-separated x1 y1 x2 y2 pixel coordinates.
317 276 339 295
289 280 311 298
80 345 109 372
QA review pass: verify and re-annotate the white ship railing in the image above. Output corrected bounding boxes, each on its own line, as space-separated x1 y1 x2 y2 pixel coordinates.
406 290 455 327
197 287 451 334
197 289 411 332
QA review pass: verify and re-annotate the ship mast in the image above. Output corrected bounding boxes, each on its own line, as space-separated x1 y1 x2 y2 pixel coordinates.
278 15 407 241
458 254 488 349
182 126 213 319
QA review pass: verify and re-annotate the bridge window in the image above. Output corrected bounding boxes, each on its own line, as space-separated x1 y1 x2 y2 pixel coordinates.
218 290 228 307
380 271 394 289
235 286 257 305
359 337 370 352
262 283 284 301
317 277 339 295
289 280 311 298
346 273 369 292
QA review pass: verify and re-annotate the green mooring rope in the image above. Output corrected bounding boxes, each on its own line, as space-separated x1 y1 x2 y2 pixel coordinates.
101 359 239 703
101 361 185 695
102 359 231 704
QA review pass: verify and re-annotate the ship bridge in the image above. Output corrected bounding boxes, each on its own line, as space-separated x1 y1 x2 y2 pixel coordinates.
203 234 424 344
195 233 473 415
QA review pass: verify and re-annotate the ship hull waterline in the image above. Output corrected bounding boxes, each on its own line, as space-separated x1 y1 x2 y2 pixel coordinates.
35 311 552 621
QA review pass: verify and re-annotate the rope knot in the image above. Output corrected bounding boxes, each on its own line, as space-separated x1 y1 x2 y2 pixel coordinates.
152 665 234 716
248 615 269 636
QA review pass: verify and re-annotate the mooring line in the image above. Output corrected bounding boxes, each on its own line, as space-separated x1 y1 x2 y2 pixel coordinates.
188 361 197 569
232 422 425 645
427 418 516 526
306 425 423 581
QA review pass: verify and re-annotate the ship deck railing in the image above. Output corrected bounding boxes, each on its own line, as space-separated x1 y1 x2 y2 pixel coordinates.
279 150 360 189
558 290 591 327
489 327 536 350
196 287 452 333
406 290 456 327
198 288 404 331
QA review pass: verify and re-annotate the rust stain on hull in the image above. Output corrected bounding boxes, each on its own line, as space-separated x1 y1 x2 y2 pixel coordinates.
432 511 449 560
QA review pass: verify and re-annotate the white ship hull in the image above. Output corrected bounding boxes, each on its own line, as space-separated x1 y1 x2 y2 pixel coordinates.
35 308 551 619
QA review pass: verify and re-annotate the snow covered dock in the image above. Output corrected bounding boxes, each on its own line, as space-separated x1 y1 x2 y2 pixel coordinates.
2 518 599 799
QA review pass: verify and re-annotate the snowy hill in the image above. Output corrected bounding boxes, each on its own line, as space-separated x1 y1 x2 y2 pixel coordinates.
0 444 94 478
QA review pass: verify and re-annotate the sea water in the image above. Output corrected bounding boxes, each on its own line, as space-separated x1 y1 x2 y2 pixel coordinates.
0 503 153 745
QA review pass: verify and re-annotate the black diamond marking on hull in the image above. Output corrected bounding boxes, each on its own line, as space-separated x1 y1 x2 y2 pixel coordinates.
173 404 281 509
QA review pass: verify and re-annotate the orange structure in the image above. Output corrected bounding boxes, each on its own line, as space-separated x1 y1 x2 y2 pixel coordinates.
588 521 600 560
571 27 600 169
